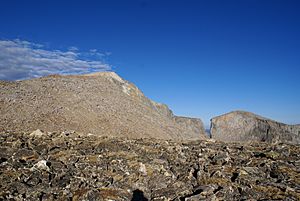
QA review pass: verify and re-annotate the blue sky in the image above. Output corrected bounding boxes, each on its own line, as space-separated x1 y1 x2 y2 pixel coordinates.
0 0 300 127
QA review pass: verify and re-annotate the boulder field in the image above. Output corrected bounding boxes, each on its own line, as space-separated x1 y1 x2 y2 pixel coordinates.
0 130 299 200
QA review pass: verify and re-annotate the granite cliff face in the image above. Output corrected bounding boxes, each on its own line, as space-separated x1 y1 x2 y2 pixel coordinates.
211 111 300 144
0 72 206 140
1 130 299 200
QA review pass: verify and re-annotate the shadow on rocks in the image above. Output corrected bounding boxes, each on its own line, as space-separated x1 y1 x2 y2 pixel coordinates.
131 189 148 201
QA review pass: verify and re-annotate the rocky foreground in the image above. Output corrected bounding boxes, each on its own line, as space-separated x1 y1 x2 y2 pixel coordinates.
1 130 299 200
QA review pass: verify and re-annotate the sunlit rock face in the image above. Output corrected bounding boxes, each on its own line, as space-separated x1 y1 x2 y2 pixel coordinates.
0 72 206 140
211 111 300 144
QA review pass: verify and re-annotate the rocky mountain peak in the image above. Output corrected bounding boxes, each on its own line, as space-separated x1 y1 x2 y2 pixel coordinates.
0 72 207 140
82 71 125 83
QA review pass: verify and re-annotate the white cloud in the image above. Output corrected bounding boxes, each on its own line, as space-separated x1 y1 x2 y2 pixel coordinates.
89 49 98 53
0 39 111 80
88 48 106 57
68 46 79 51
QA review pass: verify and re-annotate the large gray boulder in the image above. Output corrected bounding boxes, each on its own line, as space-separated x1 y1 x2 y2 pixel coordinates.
211 111 300 144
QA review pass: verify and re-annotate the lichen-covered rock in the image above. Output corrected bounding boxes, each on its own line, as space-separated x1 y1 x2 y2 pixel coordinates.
0 72 206 140
1 131 299 200
211 111 300 144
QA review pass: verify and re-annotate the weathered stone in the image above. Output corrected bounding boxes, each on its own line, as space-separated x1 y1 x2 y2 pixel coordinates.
29 129 45 138
31 160 50 172
139 162 147 176
211 111 300 144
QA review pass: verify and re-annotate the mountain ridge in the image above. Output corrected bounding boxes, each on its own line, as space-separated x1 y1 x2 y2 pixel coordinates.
0 72 207 140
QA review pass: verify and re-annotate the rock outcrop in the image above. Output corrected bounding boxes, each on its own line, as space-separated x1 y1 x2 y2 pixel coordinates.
211 111 300 144
0 72 206 140
1 130 299 200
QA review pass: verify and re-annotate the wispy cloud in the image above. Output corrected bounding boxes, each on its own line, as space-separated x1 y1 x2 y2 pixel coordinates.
68 46 79 52
0 39 111 80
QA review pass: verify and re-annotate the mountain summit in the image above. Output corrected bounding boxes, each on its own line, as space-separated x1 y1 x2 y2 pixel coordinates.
0 72 206 140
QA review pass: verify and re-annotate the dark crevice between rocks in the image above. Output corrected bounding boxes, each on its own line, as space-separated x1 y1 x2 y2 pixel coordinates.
0 157 8 164
131 189 148 201
192 168 199 179
20 142 26 148
259 162 266 167
253 152 266 158
39 191 45 201
214 186 223 194
231 172 239 182
60 160 68 168
46 161 51 169
210 171 216 177
270 170 278 179
237 146 244 151
49 146 60 152
238 187 242 194
222 161 227 166
179 188 203 201
49 173 55 185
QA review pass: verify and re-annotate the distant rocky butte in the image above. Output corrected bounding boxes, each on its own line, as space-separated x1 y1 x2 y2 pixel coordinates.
0 72 206 140
211 111 300 144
